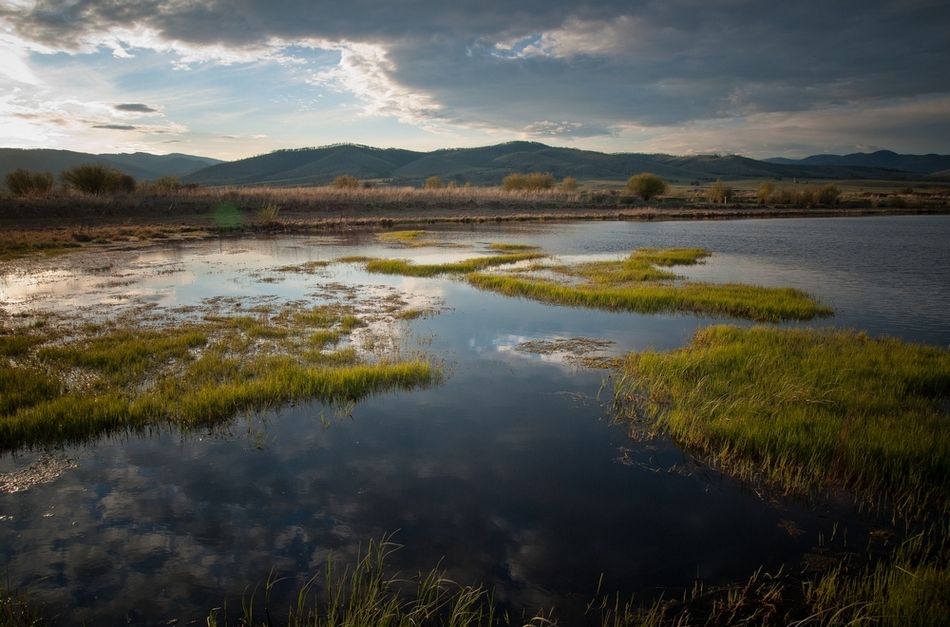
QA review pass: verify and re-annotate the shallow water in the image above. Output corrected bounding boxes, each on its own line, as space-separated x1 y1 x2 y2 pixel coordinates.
0 215 948 624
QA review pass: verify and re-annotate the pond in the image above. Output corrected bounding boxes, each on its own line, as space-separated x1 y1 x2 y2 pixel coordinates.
1 214 948 625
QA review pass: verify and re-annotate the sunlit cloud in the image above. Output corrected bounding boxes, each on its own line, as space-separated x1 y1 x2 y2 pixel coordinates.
0 0 947 158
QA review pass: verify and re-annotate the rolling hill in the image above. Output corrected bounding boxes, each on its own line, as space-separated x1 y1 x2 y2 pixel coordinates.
181 142 944 187
4 143 947 190
0 148 223 183
764 150 950 174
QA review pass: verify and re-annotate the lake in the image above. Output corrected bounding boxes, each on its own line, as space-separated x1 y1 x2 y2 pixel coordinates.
1 214 948 624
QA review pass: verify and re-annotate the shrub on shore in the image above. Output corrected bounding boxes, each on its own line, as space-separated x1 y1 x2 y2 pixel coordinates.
61 163 136 195
706 179 733 204
502 172 556 191
332 174 360 189
424 176 444 189
626 173 668 201
4 168 55 196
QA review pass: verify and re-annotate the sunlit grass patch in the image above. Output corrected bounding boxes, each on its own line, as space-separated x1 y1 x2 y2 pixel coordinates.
468 273 830 322
273 260 331 273
377 230 429 245
0 302 439 452
376 230 470 249
467 247 831 322
614 325 950 516
364 252 545 277
487 242 541 252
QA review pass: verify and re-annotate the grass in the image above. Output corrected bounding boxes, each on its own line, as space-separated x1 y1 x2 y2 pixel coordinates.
207 535 508 627
376 230 430 246
364 252 545 277
467 247 831 322
0 303 440 452
487 243 540 252
613 325 950 516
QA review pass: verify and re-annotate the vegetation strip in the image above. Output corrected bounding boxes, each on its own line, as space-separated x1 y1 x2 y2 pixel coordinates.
0 302 439 452
364 252 545 277
466 248 832 322
614 325 950 516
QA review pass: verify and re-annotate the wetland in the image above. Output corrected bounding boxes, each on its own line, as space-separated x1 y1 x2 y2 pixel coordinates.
1 214 949 625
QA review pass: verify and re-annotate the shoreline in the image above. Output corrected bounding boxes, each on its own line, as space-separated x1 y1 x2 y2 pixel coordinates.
2 194 948 230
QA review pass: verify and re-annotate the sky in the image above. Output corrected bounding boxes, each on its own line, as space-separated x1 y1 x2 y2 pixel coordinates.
1 0 948 161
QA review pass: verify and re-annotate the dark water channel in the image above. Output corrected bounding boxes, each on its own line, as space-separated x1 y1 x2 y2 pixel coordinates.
1 215 948 624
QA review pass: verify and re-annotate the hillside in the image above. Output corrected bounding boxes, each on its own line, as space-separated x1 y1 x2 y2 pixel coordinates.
4 143 947 189
764 150 950 174
182 142 944 187
0 148 222 183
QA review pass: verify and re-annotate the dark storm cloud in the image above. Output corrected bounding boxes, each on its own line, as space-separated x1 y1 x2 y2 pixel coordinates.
93 124 138 130
114 103 159 113
3 0 948 141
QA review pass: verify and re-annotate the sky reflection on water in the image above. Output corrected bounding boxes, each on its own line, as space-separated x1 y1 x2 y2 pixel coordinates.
0 215 948 624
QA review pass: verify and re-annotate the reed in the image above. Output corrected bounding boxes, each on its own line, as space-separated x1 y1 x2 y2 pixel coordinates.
365 252 544 277
614 325 950 516
208 535 503 627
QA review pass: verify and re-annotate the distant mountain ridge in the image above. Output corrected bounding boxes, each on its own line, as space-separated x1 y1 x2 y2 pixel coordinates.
182 142 948 187
3 144 948 190
0 148 222 183
764 150 950 174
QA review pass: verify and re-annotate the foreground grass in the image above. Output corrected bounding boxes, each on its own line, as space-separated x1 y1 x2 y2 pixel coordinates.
5 530 950 626
607 325 950 624
467 248 832 322
0 303 438 452
614 325 950 516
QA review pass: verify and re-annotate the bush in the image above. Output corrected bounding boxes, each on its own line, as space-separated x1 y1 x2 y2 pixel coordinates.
706 179 733 204
333 174 360 189
626 173 668 201
424 176 444 189
502 172 556 191
757 181 775 204
561 176 578 191
4 168 55 196
61 163 136 195
817 184 840 205
151 175 181 193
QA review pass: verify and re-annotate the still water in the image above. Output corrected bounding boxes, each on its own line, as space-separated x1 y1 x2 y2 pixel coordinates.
1 215 948 624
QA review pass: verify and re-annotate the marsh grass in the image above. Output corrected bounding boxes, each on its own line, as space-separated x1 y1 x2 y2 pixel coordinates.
487 243 540 252
206 535 569 627
614 325 950 517
468 272 831 322
364 252 545 277
0 302 438 452
377 230 430 246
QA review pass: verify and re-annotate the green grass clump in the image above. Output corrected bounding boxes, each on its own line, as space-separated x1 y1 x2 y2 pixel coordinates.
0 304 438 452
487 243 540 252
467 247 830 322
365 252 544 277
377 230 430 246
614 325 950 515
468 275 830 322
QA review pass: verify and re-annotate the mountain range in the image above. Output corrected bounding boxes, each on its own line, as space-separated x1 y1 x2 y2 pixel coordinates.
2 143 948 189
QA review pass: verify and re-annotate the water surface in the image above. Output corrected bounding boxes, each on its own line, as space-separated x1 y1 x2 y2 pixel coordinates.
1 215 947 624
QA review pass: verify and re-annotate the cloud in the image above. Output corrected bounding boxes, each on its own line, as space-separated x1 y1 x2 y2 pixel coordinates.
1 0 948 156
93 123 138 130
114 103 160 113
